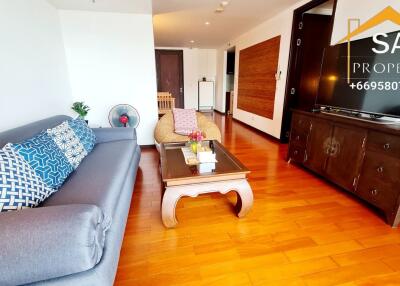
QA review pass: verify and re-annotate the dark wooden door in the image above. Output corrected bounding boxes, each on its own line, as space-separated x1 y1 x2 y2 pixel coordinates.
225 92 231 114
280 3 335 142
295 14 332 110
324 125 367 191
155 50 184 108
304 118 333 174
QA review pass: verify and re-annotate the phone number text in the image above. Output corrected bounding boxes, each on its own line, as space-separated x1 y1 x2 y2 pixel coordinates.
349 81 400 91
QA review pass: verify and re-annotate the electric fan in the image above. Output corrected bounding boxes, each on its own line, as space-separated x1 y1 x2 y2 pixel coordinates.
108 104 140 128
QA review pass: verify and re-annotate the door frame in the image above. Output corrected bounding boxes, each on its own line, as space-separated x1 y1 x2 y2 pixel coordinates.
155 49 184 108
222 46 236 114
280 0 338 142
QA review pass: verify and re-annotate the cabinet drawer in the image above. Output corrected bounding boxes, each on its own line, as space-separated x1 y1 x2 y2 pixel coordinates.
359 151 400 185
291 114 311 132
288 145 306 164
357 151 400 212
357 181 399 212
290 129 308 147
367 131 400 157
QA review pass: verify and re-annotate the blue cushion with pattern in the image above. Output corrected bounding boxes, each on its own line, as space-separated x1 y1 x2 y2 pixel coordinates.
68 119 96 153
47 121 88 169
0 144 56 212
12 132 74 189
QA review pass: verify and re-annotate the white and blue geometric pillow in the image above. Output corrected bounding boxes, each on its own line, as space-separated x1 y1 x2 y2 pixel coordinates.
11 131 74 189
67 119 96 153
0 144 56 212
47 121 88 169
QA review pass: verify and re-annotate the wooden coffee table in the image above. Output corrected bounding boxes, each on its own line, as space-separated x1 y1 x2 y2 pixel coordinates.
160 141 253 228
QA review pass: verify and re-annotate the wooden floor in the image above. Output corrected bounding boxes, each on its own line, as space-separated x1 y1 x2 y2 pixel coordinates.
115 113 400 286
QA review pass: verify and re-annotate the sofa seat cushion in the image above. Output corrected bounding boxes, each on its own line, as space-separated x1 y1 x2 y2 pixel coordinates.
42 140 138 218
0 204 110 286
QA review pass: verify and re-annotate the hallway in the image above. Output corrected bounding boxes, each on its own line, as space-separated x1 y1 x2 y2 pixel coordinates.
116 113 400 286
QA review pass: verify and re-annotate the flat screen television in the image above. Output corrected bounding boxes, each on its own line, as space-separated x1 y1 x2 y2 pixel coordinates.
316 30 400 118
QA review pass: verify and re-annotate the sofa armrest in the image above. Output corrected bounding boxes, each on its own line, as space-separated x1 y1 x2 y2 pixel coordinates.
0 204 111 286
93 128 137 144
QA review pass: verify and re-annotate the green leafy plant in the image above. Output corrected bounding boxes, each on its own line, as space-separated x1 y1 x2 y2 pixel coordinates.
71 102 90 119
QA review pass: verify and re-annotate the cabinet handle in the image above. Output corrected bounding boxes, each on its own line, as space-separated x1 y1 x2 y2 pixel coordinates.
296 135 300 141
294 150 299 156
383 143 390 150
377 166 384 173
370 189 379 196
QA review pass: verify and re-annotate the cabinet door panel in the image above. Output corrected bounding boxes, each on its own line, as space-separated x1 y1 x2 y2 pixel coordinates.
325 125 366 191
304 119 332 174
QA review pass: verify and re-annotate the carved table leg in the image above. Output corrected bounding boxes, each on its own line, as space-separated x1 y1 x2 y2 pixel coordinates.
161 179 253 228
233 180 253 218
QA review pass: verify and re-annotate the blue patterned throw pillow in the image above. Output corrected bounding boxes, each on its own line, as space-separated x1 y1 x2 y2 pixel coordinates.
0 144 56 212
68 119 96 153
47 121 88 169
12 132 74 189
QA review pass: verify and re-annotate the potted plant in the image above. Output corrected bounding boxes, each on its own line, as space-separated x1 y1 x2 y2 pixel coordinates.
71 102 90 122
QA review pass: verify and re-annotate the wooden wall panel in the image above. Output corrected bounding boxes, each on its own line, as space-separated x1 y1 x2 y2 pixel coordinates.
237 36 281 119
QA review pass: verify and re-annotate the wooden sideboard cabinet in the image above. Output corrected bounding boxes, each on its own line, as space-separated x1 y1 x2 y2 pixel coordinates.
288 109 400 227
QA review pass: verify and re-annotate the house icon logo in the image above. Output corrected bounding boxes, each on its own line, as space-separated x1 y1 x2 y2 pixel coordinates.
335 6 400 83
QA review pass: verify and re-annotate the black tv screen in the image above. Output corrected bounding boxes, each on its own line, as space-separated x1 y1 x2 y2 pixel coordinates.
317 30 400 117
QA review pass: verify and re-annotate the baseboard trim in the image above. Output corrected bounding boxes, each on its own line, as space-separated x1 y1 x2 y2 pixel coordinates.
140 144 156 149
232 117 282 143
213 109 226 115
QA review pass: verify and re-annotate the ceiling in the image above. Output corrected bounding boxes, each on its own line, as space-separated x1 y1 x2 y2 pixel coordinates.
153 0 301 48
306 0 334 15
47 0 152 14
47 0 309 48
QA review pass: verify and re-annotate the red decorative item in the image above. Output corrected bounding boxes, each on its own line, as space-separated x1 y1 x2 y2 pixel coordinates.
119 113 129 127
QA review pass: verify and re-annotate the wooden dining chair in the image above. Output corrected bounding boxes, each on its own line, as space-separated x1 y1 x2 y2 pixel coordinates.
157 92 176 116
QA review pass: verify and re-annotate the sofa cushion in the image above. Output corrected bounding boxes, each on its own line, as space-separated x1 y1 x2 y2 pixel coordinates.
47 121 88 169
11 132 73 189
172 108 198 135
42 140 138 218
0 204 110 286
68 118 96 153
0 144 56 212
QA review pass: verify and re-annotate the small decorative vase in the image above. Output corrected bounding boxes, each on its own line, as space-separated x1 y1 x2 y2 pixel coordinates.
191 142 201 154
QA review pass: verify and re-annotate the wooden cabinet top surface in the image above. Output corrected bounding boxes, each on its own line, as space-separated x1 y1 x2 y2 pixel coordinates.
292 109 400 136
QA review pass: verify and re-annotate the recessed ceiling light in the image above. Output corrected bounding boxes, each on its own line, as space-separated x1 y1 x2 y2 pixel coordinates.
221 1 229 6
190 40 195 43
205 21 210 25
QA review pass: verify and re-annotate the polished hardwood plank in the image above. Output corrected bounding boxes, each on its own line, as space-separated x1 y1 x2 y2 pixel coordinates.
115 113 400 285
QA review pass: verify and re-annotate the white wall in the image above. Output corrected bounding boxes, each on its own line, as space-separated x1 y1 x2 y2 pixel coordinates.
216 0 310 138
331 0 400 44
59 11 158 145
0 0 72 131
156 47 217 109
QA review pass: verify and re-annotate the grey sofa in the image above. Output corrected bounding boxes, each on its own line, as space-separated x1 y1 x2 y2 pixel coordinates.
0 115 141 286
